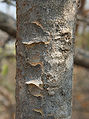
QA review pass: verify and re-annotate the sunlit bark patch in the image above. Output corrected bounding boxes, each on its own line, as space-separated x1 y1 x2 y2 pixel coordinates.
25 80 43 98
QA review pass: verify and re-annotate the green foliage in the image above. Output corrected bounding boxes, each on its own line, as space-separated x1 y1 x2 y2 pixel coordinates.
76 32 89 50
0 47 2 54
1 64 8 76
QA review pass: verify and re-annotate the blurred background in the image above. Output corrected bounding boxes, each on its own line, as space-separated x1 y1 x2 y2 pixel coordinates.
0 0 89 119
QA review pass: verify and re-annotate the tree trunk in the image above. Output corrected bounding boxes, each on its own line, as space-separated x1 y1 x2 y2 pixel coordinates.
16 0 77 119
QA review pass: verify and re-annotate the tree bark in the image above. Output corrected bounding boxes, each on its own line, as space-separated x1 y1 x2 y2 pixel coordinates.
16 0 77 119
1 13 89 69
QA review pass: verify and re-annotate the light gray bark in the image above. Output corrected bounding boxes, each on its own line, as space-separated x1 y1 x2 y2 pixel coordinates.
1 13 89 69
16 0 77 119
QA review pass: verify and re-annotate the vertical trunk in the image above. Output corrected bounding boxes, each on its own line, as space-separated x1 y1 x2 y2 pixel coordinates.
16 0 77 119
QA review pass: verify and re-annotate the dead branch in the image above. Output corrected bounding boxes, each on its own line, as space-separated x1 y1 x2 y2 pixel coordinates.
0 11 16 38
74 48 89 69
77 15 89 25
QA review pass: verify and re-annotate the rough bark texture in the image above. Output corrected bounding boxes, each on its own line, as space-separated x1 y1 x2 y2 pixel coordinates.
16 0 77 119
1 13 89 69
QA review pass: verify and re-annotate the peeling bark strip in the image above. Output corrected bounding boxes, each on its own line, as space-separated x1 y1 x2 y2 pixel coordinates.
16 0 77 119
